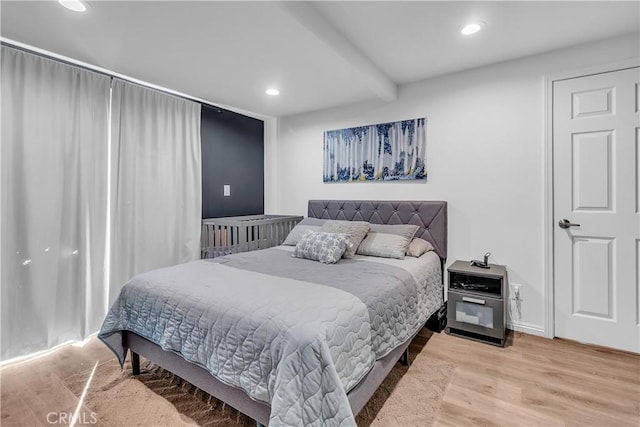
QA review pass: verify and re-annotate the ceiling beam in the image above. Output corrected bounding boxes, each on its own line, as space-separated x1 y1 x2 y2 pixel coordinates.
278 1 398 102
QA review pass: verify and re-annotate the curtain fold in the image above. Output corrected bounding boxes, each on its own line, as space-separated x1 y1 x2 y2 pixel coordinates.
1 49 202 362
108 80 201 302
1 47 111 360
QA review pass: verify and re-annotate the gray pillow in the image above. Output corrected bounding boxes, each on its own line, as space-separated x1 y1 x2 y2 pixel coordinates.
298 218 328 226
293 231 350 264
356 232 412 259
282 218 328 245
369 224 420 240
321 220 370 259
406 238 435 257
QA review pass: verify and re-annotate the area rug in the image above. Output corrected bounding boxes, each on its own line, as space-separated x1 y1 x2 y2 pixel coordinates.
63 332 455 426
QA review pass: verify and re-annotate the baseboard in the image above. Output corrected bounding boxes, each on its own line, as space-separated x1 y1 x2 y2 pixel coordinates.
507 321 546 337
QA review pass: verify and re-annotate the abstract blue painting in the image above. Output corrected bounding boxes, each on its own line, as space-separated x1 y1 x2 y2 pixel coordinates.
323 118 427 182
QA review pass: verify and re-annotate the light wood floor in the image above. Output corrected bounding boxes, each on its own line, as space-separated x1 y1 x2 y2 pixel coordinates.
1 330 638 426
431 332 639 426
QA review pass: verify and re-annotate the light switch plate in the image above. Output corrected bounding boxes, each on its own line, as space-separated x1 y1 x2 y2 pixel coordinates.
223 185 230 196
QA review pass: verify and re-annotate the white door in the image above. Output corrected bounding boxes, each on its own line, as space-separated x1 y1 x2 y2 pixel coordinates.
553 67 640 353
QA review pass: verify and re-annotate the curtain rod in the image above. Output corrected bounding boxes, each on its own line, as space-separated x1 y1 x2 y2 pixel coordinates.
1 39 268 120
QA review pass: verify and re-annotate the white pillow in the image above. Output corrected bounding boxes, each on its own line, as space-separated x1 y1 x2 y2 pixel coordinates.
406 238 435 257
356 232 412 259
283 218 328 246
369 224 419 240
321 220 370 259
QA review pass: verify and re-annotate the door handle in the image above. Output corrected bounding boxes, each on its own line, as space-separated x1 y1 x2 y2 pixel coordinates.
558 219 581 229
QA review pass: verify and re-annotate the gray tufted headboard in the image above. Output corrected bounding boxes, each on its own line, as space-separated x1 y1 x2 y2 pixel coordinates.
308 200 447 261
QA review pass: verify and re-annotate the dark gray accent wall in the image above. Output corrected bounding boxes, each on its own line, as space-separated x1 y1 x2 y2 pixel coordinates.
201 105 264 218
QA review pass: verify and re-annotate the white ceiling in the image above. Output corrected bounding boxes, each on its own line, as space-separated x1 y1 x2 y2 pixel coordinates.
1 1 638 118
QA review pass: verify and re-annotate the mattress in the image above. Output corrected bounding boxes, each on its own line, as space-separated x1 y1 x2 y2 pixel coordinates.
99 247 442 427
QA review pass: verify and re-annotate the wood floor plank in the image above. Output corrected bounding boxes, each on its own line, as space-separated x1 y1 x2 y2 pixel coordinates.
444 382 565 426
435 401 502 427
448 365 522 404
522 383 635 427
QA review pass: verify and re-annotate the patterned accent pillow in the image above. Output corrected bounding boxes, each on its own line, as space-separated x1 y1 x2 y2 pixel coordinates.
282 218 328 246
321 220 371 259
356 232 412 259
406 238 435 258
293 231 351 264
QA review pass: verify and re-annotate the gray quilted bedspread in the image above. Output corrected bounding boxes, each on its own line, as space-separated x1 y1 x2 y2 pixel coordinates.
99 248 442 427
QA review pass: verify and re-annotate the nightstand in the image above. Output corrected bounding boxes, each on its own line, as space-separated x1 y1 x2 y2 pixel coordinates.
446 260 508 347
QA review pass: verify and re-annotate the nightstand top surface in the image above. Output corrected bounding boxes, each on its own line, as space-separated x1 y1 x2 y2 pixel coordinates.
448 260 507 278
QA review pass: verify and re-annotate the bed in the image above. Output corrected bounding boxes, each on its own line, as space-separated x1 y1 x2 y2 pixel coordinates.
99 200 447 426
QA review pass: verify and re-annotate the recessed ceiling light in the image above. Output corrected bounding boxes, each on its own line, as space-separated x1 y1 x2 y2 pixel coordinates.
461 22 485 35
265 88 280 96
58 0 87 12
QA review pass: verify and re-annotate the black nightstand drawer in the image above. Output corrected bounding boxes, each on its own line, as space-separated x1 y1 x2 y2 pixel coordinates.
447 290 504 339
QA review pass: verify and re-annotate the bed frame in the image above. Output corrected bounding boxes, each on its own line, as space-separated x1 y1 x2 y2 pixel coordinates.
125 200 447 426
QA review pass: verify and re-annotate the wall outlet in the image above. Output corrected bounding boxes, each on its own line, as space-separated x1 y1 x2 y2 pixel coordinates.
223 185 231 196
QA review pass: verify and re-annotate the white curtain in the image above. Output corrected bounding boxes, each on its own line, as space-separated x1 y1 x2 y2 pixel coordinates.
108 80 201 302
1 47 111 360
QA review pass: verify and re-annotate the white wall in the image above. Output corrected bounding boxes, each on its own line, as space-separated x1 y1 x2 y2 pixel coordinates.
268 33 639 335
